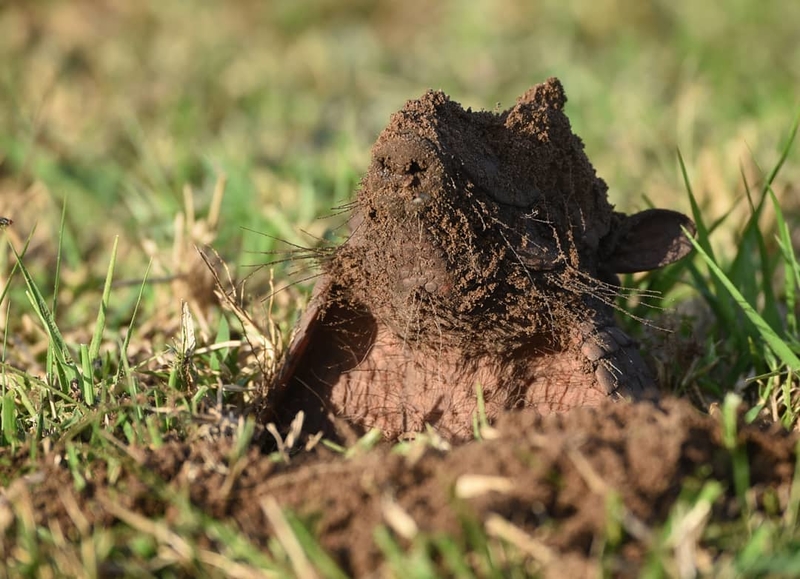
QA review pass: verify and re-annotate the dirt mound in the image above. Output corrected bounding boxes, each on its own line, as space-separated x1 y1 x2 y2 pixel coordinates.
5 398 795 577
271 78 695 441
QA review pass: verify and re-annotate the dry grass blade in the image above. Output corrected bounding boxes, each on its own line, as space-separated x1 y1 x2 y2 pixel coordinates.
197 246 281 379
100 491 278 579
261 496 320 579
0 474 42 538
380 494 419 540
454 474 514 499
57 485 91 537
96 494 194 561
566 446 653 543
484 513 555 565
267 410 305 462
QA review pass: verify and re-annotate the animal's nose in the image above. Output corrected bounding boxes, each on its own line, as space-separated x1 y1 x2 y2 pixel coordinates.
373 133 436 176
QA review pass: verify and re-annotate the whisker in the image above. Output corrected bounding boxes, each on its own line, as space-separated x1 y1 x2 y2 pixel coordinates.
259 271 327 305
558 267 671 331
330 200 359 212
495 227 535 286
239 226 321 249
257 250 331 269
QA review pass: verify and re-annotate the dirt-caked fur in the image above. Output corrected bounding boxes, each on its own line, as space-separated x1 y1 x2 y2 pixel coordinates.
272 78 695 441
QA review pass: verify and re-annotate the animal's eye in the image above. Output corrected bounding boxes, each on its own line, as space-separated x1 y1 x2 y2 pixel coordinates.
406 160 425 175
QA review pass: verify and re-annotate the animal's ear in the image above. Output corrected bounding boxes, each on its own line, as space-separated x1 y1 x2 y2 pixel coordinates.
601 209 696 274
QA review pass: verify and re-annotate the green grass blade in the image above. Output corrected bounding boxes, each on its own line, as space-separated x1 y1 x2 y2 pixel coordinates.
722 393 752 515
733 524 775 574
679 150 739 331
89 235 119 362
677 150 714 259
374 526 418 578
12 245 80 391
785 439 800 529
686 229 800 371
52 198 68 314
2 390 16 446
115 259 152 386
79 343 95 406
733 167 780 329
284 510 349 579
762 108 800 194
0 226 34 307
433 535 476 578
767 185 800 336
1 290 13 447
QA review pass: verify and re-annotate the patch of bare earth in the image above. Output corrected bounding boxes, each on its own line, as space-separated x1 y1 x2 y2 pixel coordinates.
2 398 795 577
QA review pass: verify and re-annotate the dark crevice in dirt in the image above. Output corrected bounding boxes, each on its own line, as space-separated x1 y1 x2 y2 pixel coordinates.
4 398 796 577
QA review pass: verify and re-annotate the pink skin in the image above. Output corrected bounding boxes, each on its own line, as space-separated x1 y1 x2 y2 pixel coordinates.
274 274 654 442
327 323 616 441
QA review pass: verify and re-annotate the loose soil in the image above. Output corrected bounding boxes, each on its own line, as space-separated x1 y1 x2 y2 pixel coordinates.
2 399 796 577
271 78 695 442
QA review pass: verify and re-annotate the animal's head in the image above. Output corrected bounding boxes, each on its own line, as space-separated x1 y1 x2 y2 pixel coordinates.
331 78 694 349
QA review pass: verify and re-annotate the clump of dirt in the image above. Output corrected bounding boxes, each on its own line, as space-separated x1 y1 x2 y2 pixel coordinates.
4 399 796 577
271 78 695 441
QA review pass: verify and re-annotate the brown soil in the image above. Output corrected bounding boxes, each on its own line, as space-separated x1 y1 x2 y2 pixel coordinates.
271 78 695 441
4 398 796 577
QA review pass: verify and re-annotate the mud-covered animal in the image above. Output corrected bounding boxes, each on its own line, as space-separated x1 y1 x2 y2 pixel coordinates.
271 78 695 441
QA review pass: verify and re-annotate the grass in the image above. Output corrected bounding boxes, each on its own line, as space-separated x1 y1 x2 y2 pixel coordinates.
1 1 800 576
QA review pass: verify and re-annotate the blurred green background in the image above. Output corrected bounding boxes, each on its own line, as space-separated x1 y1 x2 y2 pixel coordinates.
0 0 798 339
